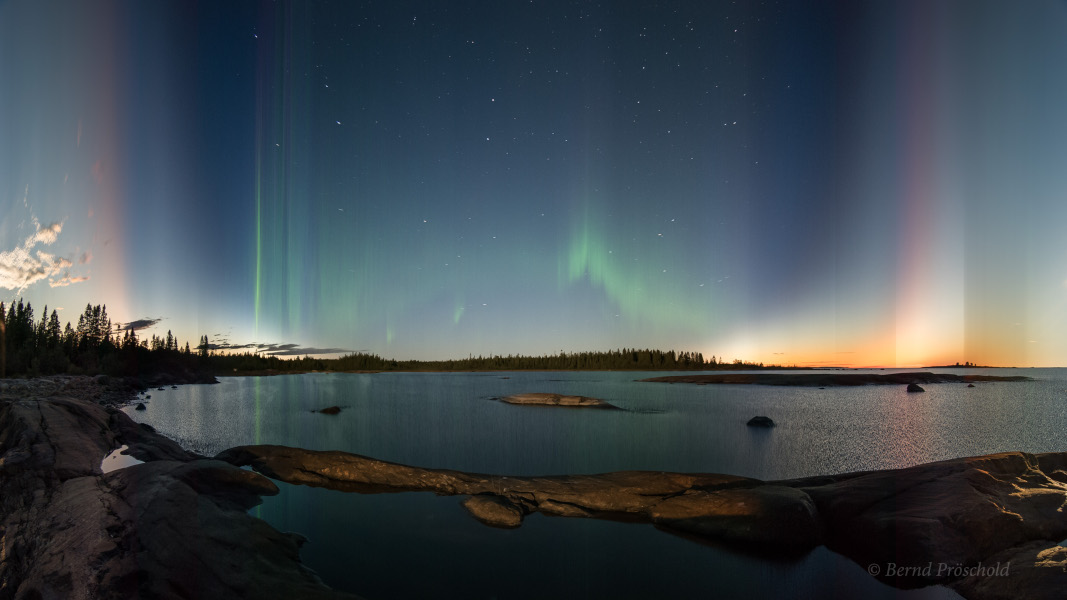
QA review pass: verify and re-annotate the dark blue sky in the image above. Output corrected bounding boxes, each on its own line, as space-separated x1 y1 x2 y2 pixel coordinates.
4 1 1067 366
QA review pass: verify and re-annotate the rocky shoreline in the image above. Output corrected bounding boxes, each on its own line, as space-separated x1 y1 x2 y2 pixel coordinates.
0 377 359 600
3 377 1066 599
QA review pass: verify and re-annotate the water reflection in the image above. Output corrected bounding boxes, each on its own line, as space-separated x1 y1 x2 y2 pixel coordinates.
127 369 1064 599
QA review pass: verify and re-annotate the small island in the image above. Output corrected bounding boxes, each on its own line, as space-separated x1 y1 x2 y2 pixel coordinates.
498 393 620 409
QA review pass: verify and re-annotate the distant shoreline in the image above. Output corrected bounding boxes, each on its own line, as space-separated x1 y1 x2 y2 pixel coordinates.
217 366 814 377
214 366 1027 378
639 371 1032 387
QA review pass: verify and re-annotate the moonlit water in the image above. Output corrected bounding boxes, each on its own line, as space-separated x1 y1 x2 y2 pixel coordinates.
100 444 144 473
126 369 1065 599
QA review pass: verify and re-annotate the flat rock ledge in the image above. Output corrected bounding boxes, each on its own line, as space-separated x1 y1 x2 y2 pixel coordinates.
217 444 1067 600
498 392 620 409
0 383 359 600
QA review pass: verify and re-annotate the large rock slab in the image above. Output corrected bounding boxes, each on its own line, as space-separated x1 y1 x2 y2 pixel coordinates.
0 389 360 600
215 445 818 548
218 443 1067 599
788 452 1067 594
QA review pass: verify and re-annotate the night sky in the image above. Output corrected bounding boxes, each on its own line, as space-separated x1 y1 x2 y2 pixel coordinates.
3 1 1067 367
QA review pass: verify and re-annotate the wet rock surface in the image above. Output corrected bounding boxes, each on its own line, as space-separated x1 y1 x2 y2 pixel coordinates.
0 378 359 600
218 444 1067 600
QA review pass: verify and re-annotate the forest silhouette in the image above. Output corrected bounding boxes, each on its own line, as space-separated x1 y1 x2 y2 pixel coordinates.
1 298 779 379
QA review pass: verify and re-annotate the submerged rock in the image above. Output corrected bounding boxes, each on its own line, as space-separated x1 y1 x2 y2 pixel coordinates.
316 405 342 415
746 416 775 427
906 383 925 392
499 393 620 409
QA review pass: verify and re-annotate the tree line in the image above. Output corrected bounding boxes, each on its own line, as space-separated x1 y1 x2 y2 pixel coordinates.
1 300 200 379
2 297 778 378
202 348 774 374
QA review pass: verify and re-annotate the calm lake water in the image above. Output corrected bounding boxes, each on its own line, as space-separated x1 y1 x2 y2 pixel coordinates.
125 368 1067 599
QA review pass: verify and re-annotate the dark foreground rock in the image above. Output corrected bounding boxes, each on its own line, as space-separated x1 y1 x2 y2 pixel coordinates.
907 383 925 392
316 405 342 415
746 416 775 427
0 382 359 600
790 452 1067 597
498 392 620 409
218 444 1067 600
639 371 1031 387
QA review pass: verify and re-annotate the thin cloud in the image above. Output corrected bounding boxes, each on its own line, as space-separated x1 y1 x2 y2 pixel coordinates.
214 342 259 351
260 345 352 356
0 221 87 292
210 340 352 356
122 318 162 331
79 251 93 265
49 274 90 288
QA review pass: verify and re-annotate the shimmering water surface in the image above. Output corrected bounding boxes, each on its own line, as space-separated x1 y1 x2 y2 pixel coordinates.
127 369 1066 599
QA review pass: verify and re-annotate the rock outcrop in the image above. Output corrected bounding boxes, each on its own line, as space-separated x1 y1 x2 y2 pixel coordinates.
746 416 775 427
218 444 1067 599
0 381 359 600
498 393 620 409
907 383 925 392
791 452 1067 597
